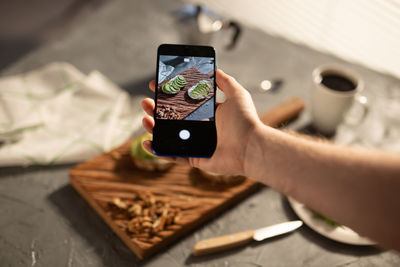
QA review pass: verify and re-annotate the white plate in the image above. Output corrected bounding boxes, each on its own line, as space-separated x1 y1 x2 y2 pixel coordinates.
288 197 376 246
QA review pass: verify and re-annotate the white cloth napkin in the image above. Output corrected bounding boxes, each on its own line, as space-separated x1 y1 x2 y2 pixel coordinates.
158 61 174 83
0 62 144 166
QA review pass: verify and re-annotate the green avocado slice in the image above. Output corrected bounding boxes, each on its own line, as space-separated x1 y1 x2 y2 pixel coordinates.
170 82 180 92
161 75 187 94
176 75 185 82
162 82 169 93
177 76 187 85
197 85 208 95
200 81 211 90
172 80 182 89
131 133 157 160
174 80 185 87
190 80 211 99
165 83 174 93
169 83 178 93
163 83 169 93
175 77 186 85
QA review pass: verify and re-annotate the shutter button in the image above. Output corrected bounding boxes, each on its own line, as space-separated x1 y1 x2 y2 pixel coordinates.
179 129 190 140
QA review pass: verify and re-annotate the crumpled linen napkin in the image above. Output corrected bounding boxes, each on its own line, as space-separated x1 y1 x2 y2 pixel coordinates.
158 61 174 83
0 62 144 166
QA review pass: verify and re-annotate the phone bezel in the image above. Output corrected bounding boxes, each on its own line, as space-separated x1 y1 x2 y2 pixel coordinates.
152 44 217 157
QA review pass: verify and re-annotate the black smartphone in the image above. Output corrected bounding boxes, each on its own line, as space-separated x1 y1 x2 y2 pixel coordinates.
152 44 217 157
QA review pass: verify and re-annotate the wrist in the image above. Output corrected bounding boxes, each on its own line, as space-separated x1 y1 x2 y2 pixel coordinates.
242 122 305 196
243 120 271 179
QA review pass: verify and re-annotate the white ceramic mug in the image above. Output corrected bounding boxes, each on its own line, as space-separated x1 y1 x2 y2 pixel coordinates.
311 64 366 134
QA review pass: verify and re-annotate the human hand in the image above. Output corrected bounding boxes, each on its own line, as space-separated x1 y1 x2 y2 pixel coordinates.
141 69 261 176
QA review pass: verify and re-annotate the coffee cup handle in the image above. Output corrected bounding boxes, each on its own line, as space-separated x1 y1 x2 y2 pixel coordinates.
344 94 369 125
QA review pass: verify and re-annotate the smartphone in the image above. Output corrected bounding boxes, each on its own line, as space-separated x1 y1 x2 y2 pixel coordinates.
152 44 217 157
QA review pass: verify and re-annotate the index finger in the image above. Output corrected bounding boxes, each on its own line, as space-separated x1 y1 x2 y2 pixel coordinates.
149 80 155 92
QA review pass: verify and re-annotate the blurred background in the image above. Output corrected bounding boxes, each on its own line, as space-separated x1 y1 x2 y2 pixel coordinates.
194 0 400 79
0 0 107 70
1 0 400 78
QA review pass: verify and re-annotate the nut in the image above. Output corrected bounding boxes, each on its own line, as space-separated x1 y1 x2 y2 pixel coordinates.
142 216 152 223
157 105 180 120
142 221 152 228
107 192 182 242
112 197 128 209
174 214 181 224
129 204 142 216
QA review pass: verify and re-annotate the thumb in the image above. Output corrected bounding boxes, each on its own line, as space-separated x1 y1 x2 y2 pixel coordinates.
216 69 243 99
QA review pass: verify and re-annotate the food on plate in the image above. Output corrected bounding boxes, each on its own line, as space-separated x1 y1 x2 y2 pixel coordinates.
312 210 342 227
107 192 182 238
188 80 212 100
130 133 174 171
197 169 245 185
161 75 187 94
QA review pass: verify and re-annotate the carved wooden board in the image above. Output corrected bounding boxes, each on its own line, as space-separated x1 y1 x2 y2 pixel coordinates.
69 97 305 259
156 67 214 120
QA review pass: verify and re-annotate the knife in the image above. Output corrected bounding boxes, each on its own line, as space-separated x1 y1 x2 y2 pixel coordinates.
192 220 303 256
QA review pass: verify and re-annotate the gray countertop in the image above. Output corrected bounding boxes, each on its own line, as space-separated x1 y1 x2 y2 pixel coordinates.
1 0 400 266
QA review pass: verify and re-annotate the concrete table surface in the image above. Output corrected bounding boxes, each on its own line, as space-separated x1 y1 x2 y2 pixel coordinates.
1 0 400 266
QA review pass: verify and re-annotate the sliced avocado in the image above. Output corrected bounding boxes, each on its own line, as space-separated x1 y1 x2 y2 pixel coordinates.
165 83 175 93
192 92 201 98
174 80 185 87
201 82 211 91
130 136 141 158
164 83 174 93
176 76 186 85
190 81 210 99
170 83 179 92
176 75 185 82
171 81 181 90
196 85 207 95
162 83 167 92
198 85 207 93
162 83 170 93
131 133 156 160
138 134 156 160
174 78 185 86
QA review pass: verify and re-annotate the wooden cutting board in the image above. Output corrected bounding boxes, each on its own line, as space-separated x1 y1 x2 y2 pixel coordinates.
70 97 305 259
156 67 214 120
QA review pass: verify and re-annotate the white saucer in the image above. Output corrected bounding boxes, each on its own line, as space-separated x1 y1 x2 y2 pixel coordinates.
288 197 376 246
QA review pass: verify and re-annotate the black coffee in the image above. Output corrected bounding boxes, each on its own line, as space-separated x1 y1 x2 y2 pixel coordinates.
321 74 356 92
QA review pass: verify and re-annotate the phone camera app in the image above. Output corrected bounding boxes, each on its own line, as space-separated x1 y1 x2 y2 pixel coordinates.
156 55 215 121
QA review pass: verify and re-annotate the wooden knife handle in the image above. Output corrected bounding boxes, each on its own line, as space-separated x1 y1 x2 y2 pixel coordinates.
260 97 305 128
192 230 254 256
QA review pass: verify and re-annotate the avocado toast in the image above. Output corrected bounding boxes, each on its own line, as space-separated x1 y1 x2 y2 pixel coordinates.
161 75 187 94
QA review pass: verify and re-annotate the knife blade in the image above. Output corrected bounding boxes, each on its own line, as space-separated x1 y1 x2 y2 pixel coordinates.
192 220 303 256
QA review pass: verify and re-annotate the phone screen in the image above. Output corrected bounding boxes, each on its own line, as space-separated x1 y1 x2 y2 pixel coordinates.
156 55 215 121
153 44 217 157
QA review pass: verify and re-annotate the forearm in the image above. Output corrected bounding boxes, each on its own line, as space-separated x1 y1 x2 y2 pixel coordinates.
245 122 400 250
